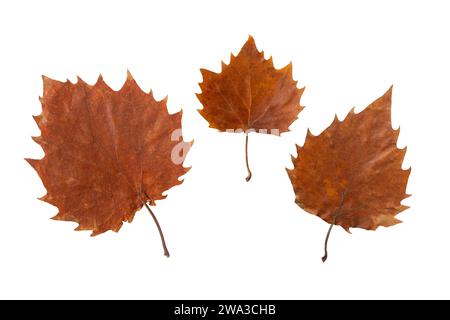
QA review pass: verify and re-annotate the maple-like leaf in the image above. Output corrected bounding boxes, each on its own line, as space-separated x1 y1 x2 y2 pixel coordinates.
197 36 304 181
27 72 191 257
287 87 410 262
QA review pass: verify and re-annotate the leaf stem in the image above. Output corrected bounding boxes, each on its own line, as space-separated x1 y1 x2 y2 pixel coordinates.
321 216 336 263
321 191 346 263
245 133 252 182
143 202 170 257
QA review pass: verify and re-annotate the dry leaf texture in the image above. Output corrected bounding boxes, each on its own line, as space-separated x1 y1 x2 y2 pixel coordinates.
27 72 190 235
288 87 410 231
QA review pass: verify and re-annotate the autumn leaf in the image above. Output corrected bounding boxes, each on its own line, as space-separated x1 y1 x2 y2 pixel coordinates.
197 36 304 181
287 87 411 262
26 72 191 257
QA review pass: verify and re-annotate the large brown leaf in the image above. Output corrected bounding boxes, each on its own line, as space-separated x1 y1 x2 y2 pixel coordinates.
197 36 304 181
287 87 410 261
27 72 191 256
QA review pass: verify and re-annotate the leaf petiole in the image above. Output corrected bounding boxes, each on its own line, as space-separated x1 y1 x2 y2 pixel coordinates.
143 200 170 258
245 133 252 182
321 216 336 262
321 191 346 263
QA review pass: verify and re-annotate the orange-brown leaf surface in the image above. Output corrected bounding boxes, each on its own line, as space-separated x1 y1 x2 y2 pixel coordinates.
197 36 304 133
27 72 191 240
288 87 410 232
198 36 304 180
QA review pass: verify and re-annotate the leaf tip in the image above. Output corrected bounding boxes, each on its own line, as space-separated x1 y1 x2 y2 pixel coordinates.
241 34 259 55
199 68 217 84
51 213 61 221
76 75 91 87
31 135 43 146
89 230 99 237
41 74 52 85
299 85 306 96
41 75 57 93
32 114 41 125
283 61 293 75
97 73 104 83
381 85 393 105
290 153 298 164
333 113 340 124
221 61 227 70
25 158 39 170
126 69 134 81
384 85 393 101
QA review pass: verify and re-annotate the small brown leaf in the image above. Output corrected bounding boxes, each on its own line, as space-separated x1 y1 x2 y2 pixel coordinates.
197 36 304 181
27 72 191 256
287 87 410 261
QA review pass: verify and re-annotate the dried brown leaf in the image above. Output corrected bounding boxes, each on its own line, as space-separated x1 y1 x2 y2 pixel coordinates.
197 36 304 180
27 72 191 256
287 87 411 261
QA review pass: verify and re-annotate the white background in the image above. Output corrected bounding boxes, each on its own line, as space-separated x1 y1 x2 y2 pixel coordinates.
0 0 449 299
